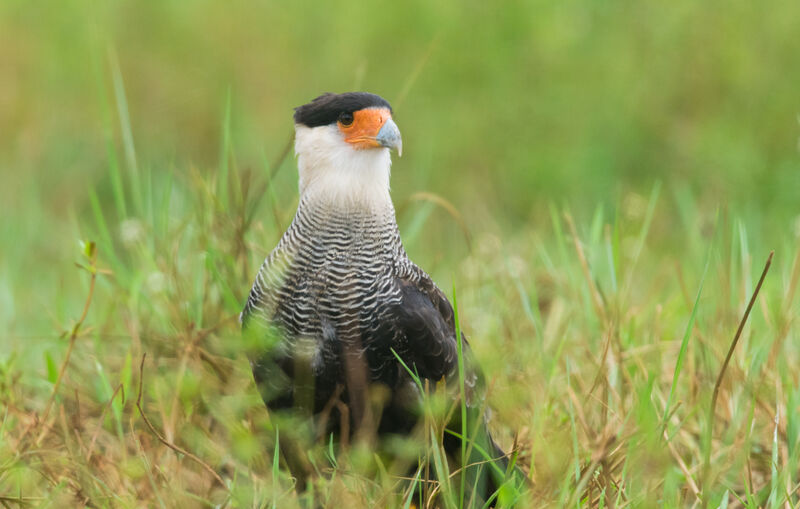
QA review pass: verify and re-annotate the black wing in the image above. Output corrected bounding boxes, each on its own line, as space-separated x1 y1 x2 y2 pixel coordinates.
390 273 460 381
390 272 515 503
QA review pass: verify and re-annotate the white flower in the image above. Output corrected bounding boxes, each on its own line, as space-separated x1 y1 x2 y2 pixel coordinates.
623 192 646 220
119 218 144 246
145 271 166 294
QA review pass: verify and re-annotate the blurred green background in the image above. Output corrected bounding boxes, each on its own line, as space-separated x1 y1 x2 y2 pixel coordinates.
4 0 799 350
2 1 800 505
3 0 799 378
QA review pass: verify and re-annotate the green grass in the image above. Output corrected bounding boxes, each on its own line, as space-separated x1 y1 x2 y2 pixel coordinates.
2 1 800 507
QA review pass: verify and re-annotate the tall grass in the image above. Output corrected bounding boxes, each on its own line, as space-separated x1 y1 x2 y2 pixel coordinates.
1 115 797 505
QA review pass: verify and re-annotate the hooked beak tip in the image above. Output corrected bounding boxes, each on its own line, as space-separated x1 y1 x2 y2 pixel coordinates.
376 118 403 156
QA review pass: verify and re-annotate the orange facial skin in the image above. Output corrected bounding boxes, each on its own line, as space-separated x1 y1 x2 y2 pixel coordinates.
338 107 392 149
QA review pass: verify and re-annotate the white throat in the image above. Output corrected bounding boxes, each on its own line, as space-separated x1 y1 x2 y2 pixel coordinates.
294 124 393 211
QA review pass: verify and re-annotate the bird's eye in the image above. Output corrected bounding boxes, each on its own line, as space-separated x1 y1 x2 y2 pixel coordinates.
339 112 354 126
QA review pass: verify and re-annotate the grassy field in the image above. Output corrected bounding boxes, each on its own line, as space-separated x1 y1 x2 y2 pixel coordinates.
2 1 800 507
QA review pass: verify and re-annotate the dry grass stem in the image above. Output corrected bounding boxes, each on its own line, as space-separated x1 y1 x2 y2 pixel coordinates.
135 354 229 491
702 250 774 504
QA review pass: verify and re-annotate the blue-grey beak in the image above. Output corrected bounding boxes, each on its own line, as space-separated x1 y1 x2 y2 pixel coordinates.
376 118 403 157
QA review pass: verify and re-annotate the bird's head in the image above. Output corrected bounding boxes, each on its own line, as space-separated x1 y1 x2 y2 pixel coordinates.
292 92 402 208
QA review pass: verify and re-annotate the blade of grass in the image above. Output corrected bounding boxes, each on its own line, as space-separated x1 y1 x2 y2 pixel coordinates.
507 259 544 347
272 427 280 509
768 398 779 508
402 467 422 509
91 35 127 221
605 223 618 294
622 182 661 301
390 348 423 391
429 427 456 509
453 284 467 509
246 138 294 233
219 88 232 210
88 188 121 270
701 251 773 505
108 46 143 216
661 228 714 436
566 357 580 507
442 429 508 480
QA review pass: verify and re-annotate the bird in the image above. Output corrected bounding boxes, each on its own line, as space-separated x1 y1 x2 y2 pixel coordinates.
241 92 520 505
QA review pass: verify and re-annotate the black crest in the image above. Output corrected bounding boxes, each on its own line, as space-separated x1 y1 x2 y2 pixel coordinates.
293 92 392 128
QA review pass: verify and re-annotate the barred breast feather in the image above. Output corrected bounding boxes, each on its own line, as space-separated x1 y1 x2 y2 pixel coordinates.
241 196 462 428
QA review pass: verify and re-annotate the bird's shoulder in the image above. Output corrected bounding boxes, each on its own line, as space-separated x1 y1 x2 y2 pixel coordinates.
381 258 462 380
392 259 456 332
390 258 485 400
